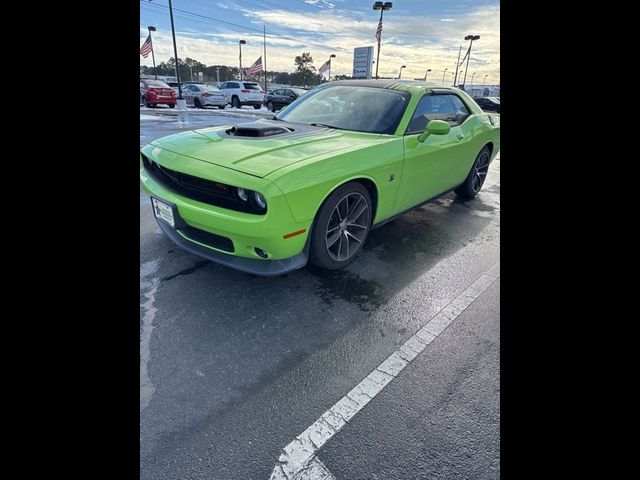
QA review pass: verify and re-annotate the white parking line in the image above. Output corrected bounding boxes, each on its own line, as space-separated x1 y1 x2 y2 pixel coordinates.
269 263 500 480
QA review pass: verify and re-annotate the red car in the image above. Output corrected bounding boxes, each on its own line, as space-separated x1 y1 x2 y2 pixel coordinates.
140 79 176 108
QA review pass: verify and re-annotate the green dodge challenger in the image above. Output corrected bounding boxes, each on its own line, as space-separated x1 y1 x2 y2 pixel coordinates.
140 79 500 275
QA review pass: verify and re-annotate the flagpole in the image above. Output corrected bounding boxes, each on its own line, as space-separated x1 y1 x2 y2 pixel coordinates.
167 0 183 99
148 26 158 80
263 25 267 93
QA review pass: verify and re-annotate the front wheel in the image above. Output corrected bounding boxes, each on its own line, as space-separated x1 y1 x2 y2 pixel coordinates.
309 182 372 270
267 101 274 112
253 104 261 109
218 105 225 109
231 96 241 108
455 146 491 199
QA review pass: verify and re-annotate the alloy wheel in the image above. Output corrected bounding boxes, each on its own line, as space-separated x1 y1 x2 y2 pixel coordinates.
471 150 491 193
325 193 370 262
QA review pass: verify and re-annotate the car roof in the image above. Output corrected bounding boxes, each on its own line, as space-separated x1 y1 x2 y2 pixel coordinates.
325 79 462 95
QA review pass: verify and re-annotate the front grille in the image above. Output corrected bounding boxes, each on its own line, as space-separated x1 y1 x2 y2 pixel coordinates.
141 154 266 215
178 225 234 253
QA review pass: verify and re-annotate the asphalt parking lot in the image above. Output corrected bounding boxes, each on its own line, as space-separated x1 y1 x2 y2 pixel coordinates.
140 108 500 480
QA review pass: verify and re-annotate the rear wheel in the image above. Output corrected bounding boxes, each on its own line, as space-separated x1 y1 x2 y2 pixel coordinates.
231 96 241 108
218 105 225 109
143 96 150 107
253 104 261 109
168 103 175 109
194 97 203 109
455 146 492 199
267 101 274 112
309 182 372 270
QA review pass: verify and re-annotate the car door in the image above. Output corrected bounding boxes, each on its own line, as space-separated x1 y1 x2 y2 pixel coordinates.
283 89 297 106
270 89 285 107
182 85 194 105
395 93 476 212
218 82 228 102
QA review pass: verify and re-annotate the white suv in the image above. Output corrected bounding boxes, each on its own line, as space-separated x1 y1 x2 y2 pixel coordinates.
218 81 264 109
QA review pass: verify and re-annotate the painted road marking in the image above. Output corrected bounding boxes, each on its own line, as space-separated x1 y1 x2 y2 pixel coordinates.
269 263 500 480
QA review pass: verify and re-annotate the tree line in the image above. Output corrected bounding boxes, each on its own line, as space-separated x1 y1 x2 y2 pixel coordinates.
139 52 353 86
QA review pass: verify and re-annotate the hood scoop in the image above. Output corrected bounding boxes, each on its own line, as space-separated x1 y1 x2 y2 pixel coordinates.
226 121 293 138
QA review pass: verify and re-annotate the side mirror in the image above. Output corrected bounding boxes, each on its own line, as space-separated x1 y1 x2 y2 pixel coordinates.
418 120 451 143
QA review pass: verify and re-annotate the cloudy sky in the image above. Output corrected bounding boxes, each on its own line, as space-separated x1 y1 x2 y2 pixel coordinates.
140 0 499 84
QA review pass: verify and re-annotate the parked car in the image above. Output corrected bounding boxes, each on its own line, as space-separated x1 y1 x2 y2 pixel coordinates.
473 96 500 113
140 80 500 276
218 81 264 109
182 84 227 109
166 82 181 95
263 87 309 112
140 79 177 108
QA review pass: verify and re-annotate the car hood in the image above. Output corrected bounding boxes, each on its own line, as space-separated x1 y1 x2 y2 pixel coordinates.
149 121 377 178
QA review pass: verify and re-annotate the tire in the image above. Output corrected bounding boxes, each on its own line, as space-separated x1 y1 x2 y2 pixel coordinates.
231 96 241 108
454 146 492 199
168 104 175 109
194 97 203 109
218 105 225 109
309 182 372 270
253 104 261 109
143 96 150 107
267 101 274 112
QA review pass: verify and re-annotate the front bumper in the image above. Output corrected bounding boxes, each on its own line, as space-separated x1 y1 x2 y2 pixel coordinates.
140 146 312 275
152 197 310 276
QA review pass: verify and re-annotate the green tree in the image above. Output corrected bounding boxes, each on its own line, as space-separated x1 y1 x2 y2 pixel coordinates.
290 52 317 87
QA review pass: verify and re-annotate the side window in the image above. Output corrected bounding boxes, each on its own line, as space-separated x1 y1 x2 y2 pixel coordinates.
227 82 238 89
285 90 294 97
406 94 456 134
448 95 470 125
219 83 227 89
274 89 284 95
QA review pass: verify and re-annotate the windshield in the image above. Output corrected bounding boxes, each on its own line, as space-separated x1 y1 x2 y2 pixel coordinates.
276 85 410 134
202 85 221 92
290 88 308 96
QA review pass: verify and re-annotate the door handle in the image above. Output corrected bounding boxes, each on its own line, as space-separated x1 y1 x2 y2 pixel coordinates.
456 133 464 141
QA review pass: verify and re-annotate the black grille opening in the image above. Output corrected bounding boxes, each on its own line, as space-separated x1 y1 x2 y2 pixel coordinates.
226 122 292 137
142 156 266 215
178 225 234 253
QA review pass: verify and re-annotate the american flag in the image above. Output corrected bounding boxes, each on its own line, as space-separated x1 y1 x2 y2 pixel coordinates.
140 34 152 58
318 59 330 74
245 56 263 76
375 18 383 42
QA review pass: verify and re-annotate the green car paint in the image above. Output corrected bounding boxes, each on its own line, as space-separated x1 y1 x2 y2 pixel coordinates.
140 80 500 275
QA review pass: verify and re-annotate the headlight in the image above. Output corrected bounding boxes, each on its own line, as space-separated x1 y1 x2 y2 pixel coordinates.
237 187 249 201
254 192 267 209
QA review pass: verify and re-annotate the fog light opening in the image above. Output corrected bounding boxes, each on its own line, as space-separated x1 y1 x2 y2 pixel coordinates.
254 247 269 259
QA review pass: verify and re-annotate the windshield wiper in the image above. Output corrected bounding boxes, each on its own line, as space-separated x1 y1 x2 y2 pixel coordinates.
309 122 342 130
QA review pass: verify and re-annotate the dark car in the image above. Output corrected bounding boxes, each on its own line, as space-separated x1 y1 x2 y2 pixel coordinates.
263 87 308 112
140 79 177 108
473 96 500 113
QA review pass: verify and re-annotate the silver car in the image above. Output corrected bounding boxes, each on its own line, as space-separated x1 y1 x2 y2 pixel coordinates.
182 84 227 109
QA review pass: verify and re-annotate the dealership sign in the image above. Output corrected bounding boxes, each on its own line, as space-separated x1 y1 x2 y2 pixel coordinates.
352 46 374 79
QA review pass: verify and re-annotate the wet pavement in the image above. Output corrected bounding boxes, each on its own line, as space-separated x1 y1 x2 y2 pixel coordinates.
140 112 500 479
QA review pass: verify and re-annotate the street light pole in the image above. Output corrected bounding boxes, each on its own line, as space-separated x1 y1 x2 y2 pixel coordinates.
329 54 336 81
167 0 183 99
442 68 448 85
462 34 480 89
453 44 461 86
239 39 246 81
483 74 488 86
373 2 393 80
398 65 406 79
424 68 432 81
147 26 158 80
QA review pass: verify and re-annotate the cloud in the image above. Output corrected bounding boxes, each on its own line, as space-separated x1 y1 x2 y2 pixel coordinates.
140 3 500 83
